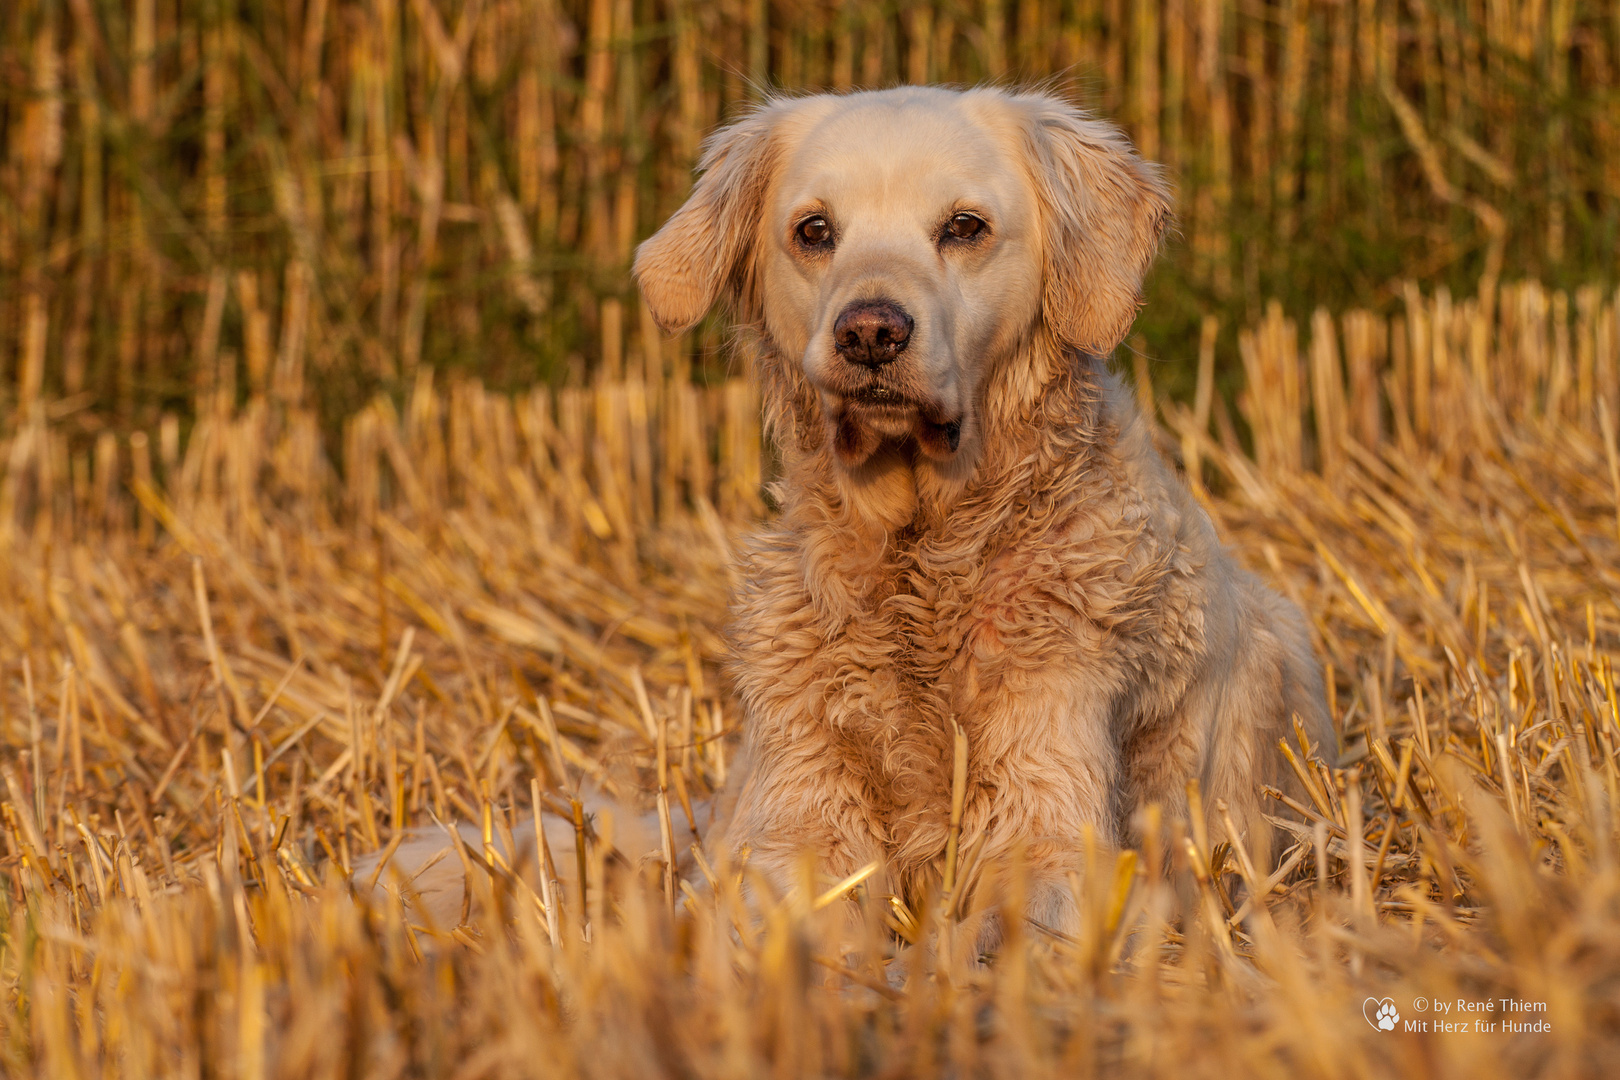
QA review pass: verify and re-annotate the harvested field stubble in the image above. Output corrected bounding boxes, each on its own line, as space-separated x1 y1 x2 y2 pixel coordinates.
4 281 1620 1076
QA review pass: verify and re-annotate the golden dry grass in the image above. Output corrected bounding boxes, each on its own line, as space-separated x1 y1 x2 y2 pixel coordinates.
3 280 1620 1077
4 1 1618 421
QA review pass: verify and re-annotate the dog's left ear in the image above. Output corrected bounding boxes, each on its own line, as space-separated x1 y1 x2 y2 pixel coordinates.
634 104 786 334
1016 97 1173 356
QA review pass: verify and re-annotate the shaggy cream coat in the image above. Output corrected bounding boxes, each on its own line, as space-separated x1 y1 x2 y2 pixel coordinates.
634 86 1334 942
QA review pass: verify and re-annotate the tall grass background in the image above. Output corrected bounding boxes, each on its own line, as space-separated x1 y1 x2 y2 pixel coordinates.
5 2 1620 1077
1 0 1618 424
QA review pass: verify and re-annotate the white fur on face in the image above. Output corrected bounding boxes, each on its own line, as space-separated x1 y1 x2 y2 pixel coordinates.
756 91 1044 468
634 85 1171 483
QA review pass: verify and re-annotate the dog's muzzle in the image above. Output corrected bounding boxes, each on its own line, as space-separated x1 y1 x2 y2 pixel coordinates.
833 301 913 369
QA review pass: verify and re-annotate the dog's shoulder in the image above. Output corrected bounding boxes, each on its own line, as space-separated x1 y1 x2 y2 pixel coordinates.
1045 370 1221 593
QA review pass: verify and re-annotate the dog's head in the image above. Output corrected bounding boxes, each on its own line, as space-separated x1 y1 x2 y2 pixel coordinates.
634 86 1171 471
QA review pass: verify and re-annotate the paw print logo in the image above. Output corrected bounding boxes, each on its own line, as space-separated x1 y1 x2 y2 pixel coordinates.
1362 997 1401 1031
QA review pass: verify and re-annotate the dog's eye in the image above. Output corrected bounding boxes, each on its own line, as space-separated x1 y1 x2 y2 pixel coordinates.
946 213 985 240
796 216 832 247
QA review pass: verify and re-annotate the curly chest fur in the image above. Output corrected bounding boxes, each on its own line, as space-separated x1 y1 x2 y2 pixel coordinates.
727 469 1207 865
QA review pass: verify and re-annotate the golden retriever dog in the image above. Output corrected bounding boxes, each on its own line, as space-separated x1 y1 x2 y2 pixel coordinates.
633 85 1334 948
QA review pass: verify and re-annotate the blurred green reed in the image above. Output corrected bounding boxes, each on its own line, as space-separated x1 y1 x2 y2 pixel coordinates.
1 0 1616 431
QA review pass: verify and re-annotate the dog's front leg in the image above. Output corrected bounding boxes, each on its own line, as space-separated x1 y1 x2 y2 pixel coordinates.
944 839 1092 966
949 681 1125 961
710 742 889 953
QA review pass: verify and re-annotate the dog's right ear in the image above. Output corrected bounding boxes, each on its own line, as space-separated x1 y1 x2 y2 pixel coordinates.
634 107 782 334
1008 93 1174 356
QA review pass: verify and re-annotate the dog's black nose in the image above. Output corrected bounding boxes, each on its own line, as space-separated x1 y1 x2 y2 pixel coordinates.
834 301 913 368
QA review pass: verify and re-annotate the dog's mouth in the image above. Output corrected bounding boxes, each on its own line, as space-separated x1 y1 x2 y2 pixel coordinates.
824 377 964 466
849 383 905 406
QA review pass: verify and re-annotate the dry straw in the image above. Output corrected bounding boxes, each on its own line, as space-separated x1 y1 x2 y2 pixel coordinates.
4 0 1620 1073
3 276 1620 1074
